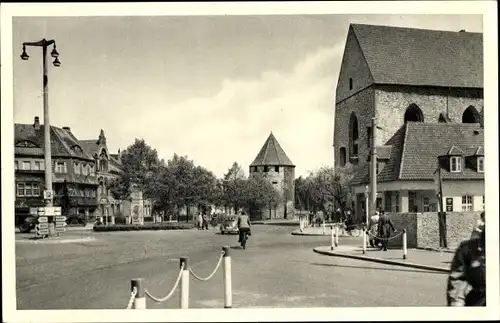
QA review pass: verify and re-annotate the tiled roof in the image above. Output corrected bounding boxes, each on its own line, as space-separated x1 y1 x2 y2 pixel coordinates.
351 24 483 88
351 123 484 185
79 139 99 157
14 124 94 160
250 132 295 167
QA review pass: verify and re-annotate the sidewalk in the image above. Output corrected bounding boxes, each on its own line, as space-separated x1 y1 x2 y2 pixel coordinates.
252 219 299 226
313 245 453 273
291 226 350 237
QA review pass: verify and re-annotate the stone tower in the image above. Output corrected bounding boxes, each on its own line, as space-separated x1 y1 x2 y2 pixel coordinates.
249 132 295 220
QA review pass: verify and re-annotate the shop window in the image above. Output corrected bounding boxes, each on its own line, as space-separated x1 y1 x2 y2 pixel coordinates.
423 197 430 212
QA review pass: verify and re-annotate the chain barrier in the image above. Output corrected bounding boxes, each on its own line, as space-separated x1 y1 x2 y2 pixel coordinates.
143 263 184 303
189 250 225 281
366 230 404 241
126 287 137 309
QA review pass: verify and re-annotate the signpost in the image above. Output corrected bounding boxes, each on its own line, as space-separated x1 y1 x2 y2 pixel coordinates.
38 223 49 229
34 207 63 238
43 190 53 200
38 216 48 223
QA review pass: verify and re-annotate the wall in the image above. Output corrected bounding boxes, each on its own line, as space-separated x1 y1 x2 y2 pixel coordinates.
334 87 375 169
375 85 483 146
385 211 481 249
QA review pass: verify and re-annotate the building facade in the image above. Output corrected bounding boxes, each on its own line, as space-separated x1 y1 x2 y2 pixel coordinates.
333 24 484 222
249 132 295 220
80 130 152 224
15 117 99 218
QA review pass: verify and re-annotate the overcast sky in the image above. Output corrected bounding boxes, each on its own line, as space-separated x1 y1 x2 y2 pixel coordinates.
12 14 483 178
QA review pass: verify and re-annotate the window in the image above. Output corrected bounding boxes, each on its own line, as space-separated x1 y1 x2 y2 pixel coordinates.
450 156 462 172
91 189 96 198
33 161 41 171
339 147 346 166
85 190 90 198
404 104 424 123
87 165 92 175
477 157 484 172
32 183 40 196
462 195 473 211
274 166 279 172
423 197 430 212
24 183 32 196
82 164 88 175
74 162 80 174
17 183 25 196
349 78 353 90
80 189 84 197
14 161 18 170
55 162 66 173
90 165 95 174
349 113 359 158
272 181 278 185
23 161 31 170
462 106 480 123
395 194 400 212
384 191 392 212
409 191 417 212
264 166 269 172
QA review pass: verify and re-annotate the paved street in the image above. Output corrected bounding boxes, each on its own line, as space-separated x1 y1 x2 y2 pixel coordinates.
15 225 448 309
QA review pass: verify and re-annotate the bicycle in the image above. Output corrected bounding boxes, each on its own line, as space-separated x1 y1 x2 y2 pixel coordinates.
240 229 250 249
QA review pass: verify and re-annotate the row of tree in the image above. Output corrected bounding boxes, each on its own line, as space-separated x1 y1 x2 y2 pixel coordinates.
109 139 282 220
294 164 357 219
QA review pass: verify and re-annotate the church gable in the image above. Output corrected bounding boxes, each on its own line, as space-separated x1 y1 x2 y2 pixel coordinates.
335 26 375 104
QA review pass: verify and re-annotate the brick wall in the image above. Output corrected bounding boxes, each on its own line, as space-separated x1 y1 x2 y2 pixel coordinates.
384 211 481 249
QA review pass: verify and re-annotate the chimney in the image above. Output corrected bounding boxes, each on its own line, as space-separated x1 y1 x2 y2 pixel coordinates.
34 116 40 130
62 126 71 132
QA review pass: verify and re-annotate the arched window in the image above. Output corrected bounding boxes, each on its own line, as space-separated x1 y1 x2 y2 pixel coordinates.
404 104 424 123
339 147 347 166
349 113 359 158
462 106 480 123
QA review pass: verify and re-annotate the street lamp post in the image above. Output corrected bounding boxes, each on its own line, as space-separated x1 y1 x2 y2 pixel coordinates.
21 39 61 208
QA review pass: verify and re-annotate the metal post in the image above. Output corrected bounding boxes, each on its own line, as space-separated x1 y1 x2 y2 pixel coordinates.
330 226 335 250
131 278 146 309
222 246 232 308
362 228 367 255
180 257 189 309
42 44 53 208
403 229 408 260
335 224 339 247
364 185 369 227
370 117 378 219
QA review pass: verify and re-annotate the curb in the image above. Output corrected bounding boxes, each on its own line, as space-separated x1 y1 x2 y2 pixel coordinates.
313 247 450 273
417 247 455 254
292 231 329 236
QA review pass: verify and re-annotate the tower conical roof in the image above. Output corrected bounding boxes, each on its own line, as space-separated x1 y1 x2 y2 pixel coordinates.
250 132 295 167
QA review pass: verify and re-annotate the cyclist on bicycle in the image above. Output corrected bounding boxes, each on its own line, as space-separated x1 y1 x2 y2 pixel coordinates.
237 211 251 244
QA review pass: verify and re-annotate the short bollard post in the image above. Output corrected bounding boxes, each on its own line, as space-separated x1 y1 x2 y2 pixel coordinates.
131 278 146 309
362 228 367 255
222 246 232 308
180 257 190 309
402 229 408 260
322 220 325 234
330 226 335 250
335 225 339 247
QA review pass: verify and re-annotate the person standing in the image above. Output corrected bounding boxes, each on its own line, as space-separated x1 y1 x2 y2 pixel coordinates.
197 212 203 230
202 212 209 230
447 221 486 306
470 211 485 240
367 211 380 248
378 211 396 251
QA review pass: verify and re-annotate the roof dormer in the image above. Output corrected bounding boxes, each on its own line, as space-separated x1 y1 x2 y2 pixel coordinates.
438 145 464 173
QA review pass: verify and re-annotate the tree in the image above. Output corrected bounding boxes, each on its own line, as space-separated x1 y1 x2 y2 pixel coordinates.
221 162 248 212
109 139 161 201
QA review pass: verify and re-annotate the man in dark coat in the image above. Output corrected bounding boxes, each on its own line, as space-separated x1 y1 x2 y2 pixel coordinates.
447 228 486 306
378 211 396 251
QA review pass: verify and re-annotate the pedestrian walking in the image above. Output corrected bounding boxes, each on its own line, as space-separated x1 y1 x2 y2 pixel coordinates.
202 213 209 230
447 216 486 306
197 212 203 230
378 210 396 251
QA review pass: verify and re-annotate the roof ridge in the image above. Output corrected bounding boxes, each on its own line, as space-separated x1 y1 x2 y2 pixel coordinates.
351 23 483 35
398 123 410 180
50 126 75 157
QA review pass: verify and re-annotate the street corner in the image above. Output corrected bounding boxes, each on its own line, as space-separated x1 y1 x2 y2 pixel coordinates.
313 246 451 273
15 235 96 244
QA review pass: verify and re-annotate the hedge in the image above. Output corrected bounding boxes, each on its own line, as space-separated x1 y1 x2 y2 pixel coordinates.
93 222 195 232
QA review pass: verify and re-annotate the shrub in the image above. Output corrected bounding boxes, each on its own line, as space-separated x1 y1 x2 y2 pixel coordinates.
93 222 195 232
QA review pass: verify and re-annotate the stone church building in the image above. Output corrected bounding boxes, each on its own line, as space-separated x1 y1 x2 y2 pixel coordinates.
249 132 295 220
333 24 484 222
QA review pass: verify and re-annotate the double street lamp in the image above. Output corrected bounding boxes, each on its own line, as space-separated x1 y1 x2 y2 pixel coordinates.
21 39 61 207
